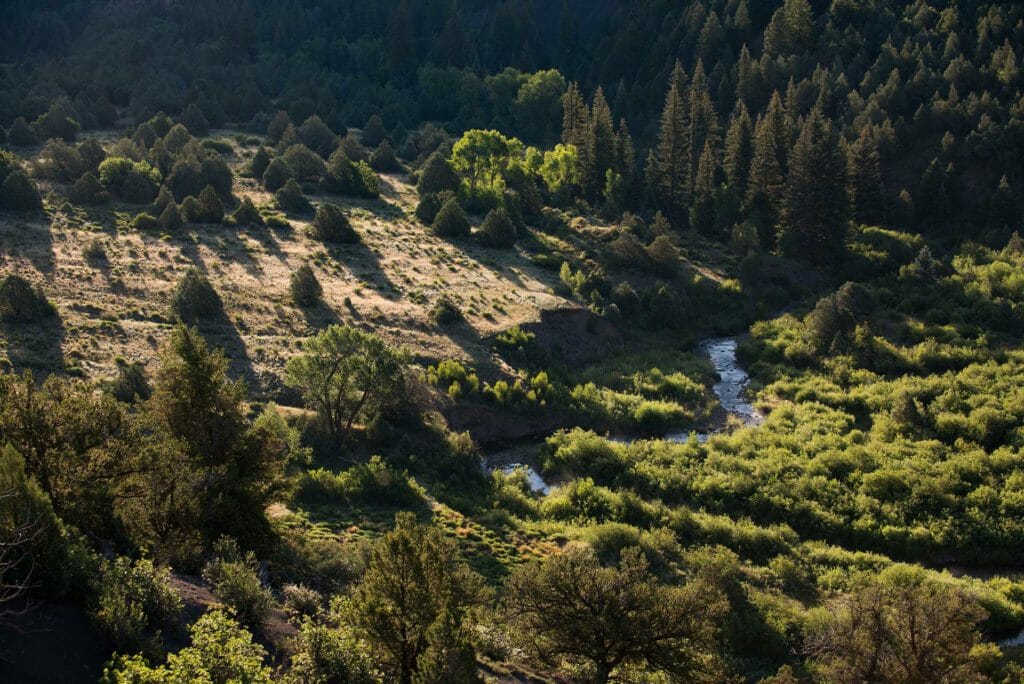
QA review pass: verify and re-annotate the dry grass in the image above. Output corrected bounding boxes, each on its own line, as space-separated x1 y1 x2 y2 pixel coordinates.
0 141 569 398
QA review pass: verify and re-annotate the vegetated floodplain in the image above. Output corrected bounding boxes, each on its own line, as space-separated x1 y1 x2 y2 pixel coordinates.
1 2 1024 683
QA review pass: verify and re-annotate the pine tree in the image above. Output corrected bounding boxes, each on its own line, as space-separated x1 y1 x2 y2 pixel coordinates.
686 60 719 193
582 87 615 201
691 140 719 236
735 45 754 108
561 82 588 148
746 113 785 242
650 74 690 229
724 103 754 198
612 118 636 206
848 128 885 225
779 109 850 264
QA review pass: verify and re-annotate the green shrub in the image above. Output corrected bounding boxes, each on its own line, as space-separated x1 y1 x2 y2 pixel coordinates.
310 202 357 243
158 202 185 232
131 212 159 231
296 456 425 509
369 139 401 172
7 116 37 146
202 539 273 630
415 192 443 225
83 238 107 264
233 196 264 226
91 557 182 654
282 143 326 181
250 147 271 178
170 268 221 323
194 184 225 223
431 198 470 237
417 151 459 195
276 179 313 214
1 170 43 210
281 584 323 620
108 360 152 403
71 172 110 205
429 295 462 325
0 274 56 322
476 208 517 248
291 264 323 307
262 157 293 191
179 103 210 137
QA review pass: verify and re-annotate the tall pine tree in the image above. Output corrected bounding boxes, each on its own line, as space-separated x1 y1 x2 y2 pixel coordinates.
779 108 850 264
649 73 690 230
848 127 884 225
724 103 754 198
583 87 616 201
691 139 719 236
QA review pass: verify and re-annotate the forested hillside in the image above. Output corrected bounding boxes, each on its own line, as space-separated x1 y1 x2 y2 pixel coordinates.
0 1 1023 683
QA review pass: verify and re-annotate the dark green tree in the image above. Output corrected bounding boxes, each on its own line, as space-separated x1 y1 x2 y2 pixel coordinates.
848 128 885 225
779 109 850 263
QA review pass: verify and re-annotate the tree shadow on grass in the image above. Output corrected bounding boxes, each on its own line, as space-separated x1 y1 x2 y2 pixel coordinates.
1 313 65 377
0 211 56 276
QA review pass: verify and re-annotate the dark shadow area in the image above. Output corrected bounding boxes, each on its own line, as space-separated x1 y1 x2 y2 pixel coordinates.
0 601 107 683
0 212 55 276
299 300 342 332
1 314 65 376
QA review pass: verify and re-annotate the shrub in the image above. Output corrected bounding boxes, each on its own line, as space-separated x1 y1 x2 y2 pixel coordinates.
431 198 470 237
476 208 517 248
170 268 221 323
646 235 680 276
262 157 293 191
7 117 37 146
32 103 80 142
71 172 110 205
109 360 152 403
38 139 85 180
267 110 293 143
83 238 107 265
1 170 43 210
77 138 106 172
233 196 264 226
202 539 273 630
429 296 462 325
131 212 159 231
310 202 357 243
416 151 459 195
297 115 336 157
121 169 159 203
250 147 271 179
0 274 56 322
415 192 443 225
192 185 225 223
281 584 323 620
324 151 379 197
91 557 182 654
179 103 210 137
282 144 326 181
369 140 401 172
291 265 323 307
180 196 201 223
360 114 386 147
276 179 313 214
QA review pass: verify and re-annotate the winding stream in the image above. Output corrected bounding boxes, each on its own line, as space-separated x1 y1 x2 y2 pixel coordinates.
483 336 761 495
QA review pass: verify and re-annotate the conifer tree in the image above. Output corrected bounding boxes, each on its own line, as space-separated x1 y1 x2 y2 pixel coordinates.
780 108 850 264
649 74 690 229
686 60 719 193
848 127 885 225
561 82 588 149
746 113 785 241
583 87 615 201
724 103 754 198
691 140 719 236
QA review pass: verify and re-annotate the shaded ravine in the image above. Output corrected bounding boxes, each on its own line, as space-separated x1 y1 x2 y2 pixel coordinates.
483 337 762 494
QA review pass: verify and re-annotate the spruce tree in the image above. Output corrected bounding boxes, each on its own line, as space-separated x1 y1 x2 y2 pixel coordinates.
848 127 885 225
691 140 719 236
779 108 850 264
583 87 615 201
686 60 719 193
561 82 588 148
724 103 754 198
650 75 690 229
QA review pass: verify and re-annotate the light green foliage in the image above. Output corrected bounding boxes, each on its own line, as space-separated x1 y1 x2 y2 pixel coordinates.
449 129 523 198
284 325 409 441
102 609 272 684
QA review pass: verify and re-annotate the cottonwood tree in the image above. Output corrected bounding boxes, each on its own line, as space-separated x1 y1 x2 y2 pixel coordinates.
503 545 726 684
284 325 409 441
